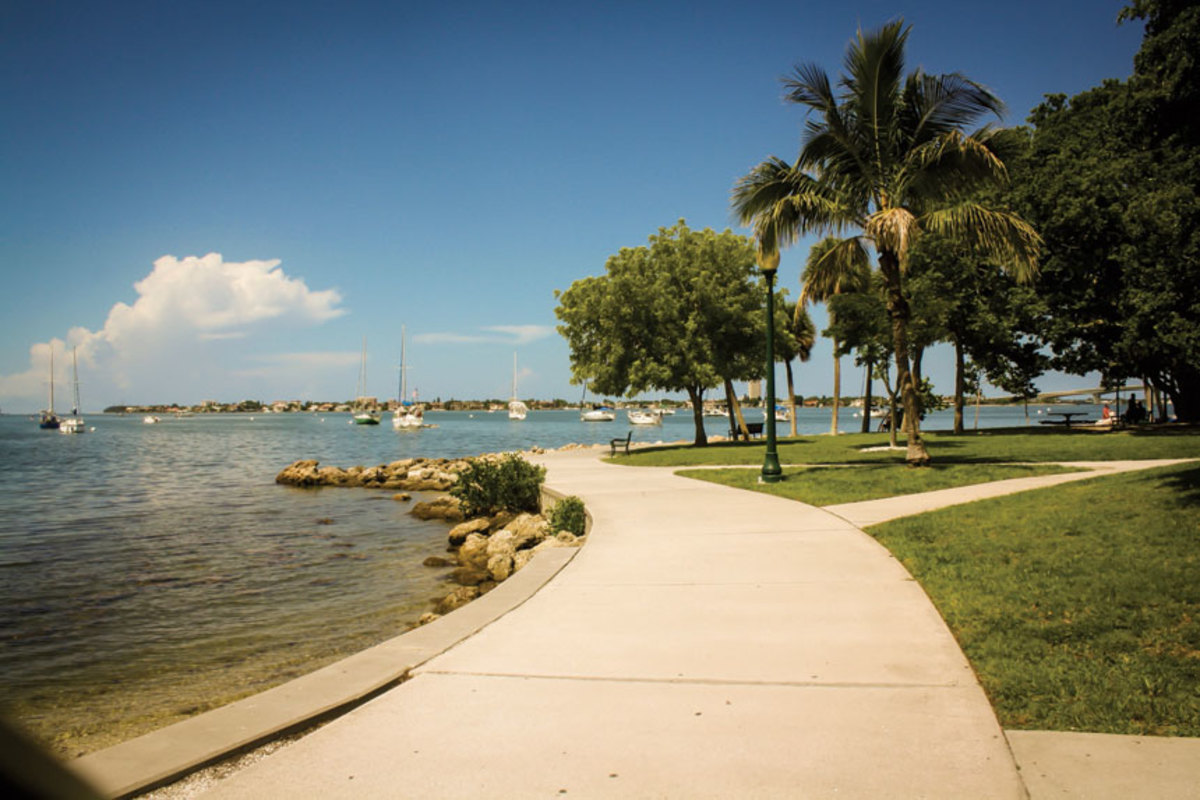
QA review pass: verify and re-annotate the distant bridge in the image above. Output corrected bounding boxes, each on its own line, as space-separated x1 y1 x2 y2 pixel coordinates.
1033 385 1145 403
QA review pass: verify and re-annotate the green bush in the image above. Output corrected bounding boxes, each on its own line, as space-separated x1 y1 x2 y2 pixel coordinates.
450 453 546 517
549 495 587 536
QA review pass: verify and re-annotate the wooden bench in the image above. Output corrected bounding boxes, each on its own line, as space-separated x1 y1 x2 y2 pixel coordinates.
731 421 765 439
610 431 632 456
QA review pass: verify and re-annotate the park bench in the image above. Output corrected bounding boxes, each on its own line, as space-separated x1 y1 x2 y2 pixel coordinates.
610 431 633 456
731 421 765 439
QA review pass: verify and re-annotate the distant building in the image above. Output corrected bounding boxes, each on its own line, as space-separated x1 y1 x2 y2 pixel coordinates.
747 380 762 402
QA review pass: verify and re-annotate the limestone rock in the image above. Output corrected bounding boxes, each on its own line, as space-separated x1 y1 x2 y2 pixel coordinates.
274 460 321 486
435 586 479 615
410 496 464 522
448 517 491 547
505 513 550 550
487 552 514 582
448 566 490 586
458 533 491 571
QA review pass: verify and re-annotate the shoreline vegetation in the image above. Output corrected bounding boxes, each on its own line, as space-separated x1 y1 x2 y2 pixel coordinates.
275 451 588 626
90 394 1088 417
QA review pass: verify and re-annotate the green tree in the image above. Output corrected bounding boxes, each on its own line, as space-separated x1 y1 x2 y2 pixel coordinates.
733 20 1040 464
555 220 763 446
1011 3 1200 420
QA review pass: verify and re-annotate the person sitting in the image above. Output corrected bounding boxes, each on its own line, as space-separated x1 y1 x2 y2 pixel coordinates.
1123 398 1146 424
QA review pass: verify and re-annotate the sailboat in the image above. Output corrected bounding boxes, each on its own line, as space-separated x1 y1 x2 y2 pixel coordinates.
38 345 60 429
507 352 527 421
59 347 86 434
393 326 424 430
352 337 381 425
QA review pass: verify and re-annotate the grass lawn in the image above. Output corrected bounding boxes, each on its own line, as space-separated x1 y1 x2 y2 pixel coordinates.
870 462 1200 735
679 463 1076 506
615 425 1200 467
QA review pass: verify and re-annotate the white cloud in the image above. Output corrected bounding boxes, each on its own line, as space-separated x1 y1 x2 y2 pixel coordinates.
414 325 555 346
0 254 346 408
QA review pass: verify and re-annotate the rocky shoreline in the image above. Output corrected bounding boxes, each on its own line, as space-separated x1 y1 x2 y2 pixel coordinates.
275 454 585 625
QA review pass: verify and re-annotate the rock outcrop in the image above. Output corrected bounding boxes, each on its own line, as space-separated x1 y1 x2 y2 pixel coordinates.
276 457 468 491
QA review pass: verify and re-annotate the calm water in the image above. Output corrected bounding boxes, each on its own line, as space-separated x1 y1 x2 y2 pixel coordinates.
0 403 1085 756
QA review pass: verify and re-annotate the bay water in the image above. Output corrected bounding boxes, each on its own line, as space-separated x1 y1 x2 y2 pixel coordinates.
0 403 1083 756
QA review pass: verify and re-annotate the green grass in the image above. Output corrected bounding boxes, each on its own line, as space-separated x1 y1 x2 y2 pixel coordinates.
615 425 1200 467
868 462 1200 735
680 463 1077 506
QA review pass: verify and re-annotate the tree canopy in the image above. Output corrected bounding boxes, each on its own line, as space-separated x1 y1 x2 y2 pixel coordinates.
554 220 765 445
1011 0 1200 419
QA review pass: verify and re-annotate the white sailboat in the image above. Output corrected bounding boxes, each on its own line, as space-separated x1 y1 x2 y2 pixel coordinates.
59 347 86 434
508 352 527 421
352 337 381 425
393 326 424 430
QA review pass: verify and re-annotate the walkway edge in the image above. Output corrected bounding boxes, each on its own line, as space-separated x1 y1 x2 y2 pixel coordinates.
68 546 580 799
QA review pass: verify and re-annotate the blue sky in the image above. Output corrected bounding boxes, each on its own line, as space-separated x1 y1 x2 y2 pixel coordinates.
1 0 1144 411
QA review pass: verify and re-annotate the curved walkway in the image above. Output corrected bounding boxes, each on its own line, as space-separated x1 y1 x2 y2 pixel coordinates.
71 451 1198 798
197 448 1030 798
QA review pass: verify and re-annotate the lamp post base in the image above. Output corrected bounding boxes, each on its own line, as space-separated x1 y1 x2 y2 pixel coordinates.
760 454 783 483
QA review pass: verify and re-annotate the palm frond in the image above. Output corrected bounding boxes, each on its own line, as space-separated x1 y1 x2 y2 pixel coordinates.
783 62 836 113
800 235 871 305
920 203 1042 281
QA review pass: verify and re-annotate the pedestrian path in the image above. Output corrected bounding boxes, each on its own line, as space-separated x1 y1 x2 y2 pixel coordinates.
199 448 1028 798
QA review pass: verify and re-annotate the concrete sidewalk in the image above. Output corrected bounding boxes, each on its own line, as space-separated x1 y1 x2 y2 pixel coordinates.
198 449 1029 798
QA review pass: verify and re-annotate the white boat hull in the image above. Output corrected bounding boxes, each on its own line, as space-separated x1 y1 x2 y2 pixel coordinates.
581 409 616 421
59 417 86 434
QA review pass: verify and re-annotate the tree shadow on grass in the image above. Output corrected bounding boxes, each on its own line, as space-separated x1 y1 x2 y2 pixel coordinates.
1149 463 1200 508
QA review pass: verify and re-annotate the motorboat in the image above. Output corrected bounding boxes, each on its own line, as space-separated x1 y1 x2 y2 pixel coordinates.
628 408 663 425
143 415 161 424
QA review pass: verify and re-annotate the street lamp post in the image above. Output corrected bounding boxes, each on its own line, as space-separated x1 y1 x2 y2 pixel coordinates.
759 249 783 483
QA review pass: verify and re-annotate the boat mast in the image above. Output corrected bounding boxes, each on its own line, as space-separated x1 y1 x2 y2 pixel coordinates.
48 344 55 414
358 336 368 402
399 326 407 405
71 347 80 416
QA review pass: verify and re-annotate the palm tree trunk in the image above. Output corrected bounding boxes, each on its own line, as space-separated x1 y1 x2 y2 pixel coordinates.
785 360 798 437
880 252 930 465
724 377 748 440
831 335 842 435
953 336 965 435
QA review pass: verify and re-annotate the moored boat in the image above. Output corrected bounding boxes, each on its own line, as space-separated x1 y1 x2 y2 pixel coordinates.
58 348 86 434
508 352 527 420
628 408 663 425
38 345 60 429
352 337 381 425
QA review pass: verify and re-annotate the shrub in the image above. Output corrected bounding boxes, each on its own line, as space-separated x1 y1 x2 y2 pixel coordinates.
549 495 587 536
450 453 546 517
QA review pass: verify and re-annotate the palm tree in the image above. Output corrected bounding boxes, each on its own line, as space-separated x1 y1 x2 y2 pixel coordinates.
799 236 870 435
732 20 1040 464
778 299 816 437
